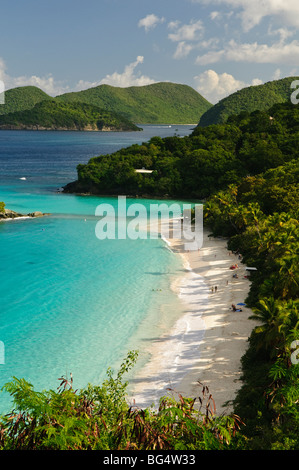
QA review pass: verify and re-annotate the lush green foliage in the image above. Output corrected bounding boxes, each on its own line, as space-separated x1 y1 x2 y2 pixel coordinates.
64 102 299 198
0 351 246 450
0 202 5 213
0 100 140 131
198 76 299 126
0 86 52 115
204 159 299 449
1 96 298 451
57 82 212 124
0 82 211 125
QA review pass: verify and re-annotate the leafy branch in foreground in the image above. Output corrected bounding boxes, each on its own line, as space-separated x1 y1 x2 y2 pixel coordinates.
0 351 245 450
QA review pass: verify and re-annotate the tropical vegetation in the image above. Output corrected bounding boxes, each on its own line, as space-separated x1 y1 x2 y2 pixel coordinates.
203 160 299 449
0 86 52 115
0 82 212 125
64 101 299 198
57 82 212 124
0 351 247 450
0 96 298 450
198 76 299 126
0 100 140 131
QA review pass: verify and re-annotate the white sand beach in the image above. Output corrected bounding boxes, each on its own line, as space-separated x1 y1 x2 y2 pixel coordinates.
129 226 256 415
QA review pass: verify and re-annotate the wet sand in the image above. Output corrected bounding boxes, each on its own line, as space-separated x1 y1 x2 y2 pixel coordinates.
129 226 256 414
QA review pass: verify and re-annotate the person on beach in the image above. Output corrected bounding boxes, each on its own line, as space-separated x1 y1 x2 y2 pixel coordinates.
215 286 217 292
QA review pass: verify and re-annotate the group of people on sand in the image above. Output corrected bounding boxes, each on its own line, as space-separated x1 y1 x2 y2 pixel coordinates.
209 249 246 312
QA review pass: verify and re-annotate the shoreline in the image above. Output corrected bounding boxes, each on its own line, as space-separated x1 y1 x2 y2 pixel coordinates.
129 226 256 414
0 209 50 222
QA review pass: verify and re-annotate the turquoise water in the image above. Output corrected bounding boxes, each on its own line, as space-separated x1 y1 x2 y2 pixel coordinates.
0 127 191 413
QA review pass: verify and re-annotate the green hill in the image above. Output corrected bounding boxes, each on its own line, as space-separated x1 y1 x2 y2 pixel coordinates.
0 100 141 131
63 101 299 198
57 82 212 124
198 77 299 127
0 86 52 115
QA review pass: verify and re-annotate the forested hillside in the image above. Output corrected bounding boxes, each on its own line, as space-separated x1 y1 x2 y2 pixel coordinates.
203 159 299 449
63 101 299 198
0 82 212 125
57 82 212 124
0 100 140 131
0 86 52 115
198 76 298 126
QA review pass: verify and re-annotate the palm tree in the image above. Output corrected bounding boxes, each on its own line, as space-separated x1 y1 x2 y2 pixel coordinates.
277 256 299 299
249 297 290 356
279 300 299 357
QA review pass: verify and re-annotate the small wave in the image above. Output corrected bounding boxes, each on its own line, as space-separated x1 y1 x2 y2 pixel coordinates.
160 234 176 254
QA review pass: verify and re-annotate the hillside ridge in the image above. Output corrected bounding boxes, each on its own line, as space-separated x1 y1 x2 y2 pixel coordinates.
0 99 140 131
198 76 299 126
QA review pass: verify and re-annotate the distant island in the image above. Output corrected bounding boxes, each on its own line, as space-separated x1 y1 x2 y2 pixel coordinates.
57 82 212 124
0 100 141 132
0 82 212 125
1 78 298 128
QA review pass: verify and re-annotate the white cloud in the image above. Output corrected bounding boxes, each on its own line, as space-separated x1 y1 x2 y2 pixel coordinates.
173 41 194 59
268 27 295 43
138 14 165 32
168 20 181 30
98 56 156 88
272 68 281 80
167 19 204 59
196 39 299 65
168 19 204 42
10 75 69 96
194 69 262 103
0 58 70 96
210 11 220 20
76 56 156 90
191 0 299 31
196 49 225 65
0 56 156 96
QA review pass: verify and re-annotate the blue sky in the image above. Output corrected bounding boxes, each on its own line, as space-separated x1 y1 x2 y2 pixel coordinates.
0 0 298 103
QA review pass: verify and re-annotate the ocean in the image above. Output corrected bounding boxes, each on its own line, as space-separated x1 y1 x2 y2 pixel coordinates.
0 126 193 413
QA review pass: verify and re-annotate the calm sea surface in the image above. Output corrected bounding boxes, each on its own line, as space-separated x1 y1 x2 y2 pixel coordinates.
0 126 192 413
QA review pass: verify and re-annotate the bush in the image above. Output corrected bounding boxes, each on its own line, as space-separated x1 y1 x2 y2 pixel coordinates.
0 351 245 450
